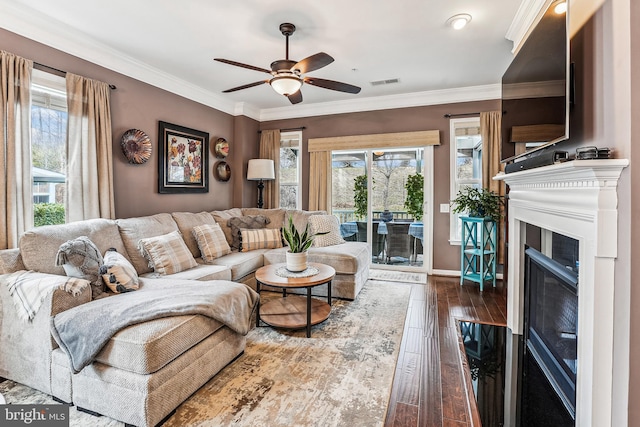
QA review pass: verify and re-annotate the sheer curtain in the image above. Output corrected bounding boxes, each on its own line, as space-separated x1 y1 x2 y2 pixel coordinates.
258 129 280 209
480 110 505 264
66 73 115 222
0 50 32 249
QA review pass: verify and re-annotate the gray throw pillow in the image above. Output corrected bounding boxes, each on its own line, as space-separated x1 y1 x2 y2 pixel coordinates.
227 215 271 250
55 236 104 298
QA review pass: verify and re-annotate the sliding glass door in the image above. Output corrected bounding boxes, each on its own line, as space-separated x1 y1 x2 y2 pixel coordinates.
331 147 432 272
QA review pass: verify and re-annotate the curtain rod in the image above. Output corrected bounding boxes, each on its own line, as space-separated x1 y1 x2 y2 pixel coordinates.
443 112 479 118
34 62 117 90
258 126 306 134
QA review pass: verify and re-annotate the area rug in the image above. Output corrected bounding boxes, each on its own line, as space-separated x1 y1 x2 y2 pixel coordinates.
0 280 411 427
369 268 427 284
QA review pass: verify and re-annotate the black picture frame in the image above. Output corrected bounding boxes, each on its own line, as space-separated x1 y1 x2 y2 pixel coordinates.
158 121 209 193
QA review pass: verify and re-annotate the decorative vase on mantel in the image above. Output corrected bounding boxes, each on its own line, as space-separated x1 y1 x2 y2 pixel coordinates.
286 251 308 272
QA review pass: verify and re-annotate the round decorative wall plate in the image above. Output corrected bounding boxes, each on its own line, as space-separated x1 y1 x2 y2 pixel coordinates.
214 161 231 182
121 129 152 164
214 137 229 158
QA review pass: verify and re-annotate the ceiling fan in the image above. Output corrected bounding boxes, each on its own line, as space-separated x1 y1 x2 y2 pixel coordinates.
214 23 361 104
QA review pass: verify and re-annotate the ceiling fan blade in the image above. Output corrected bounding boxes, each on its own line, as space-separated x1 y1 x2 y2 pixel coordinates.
304 77 361 94
287 90 303 104
292 52 334 74
222 80 268 93
214 58 271 74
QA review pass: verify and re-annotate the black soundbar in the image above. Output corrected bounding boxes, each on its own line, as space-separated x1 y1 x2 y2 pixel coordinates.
505 150 569 173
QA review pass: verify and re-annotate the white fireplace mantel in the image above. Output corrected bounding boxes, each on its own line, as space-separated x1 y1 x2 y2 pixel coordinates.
495 159 628 427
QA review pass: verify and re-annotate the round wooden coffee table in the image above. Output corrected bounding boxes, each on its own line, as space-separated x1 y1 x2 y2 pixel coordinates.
255 262 336 338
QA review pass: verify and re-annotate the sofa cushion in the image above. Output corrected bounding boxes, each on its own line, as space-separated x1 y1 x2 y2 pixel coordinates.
308 215 346 247
100 248 139 293
116 213 179 275
210 250 268 281
20 218 126 276
264 242 369 275
138 231 198 275
171 211 218 258
241 208 286 230
284 210 326 238
140 263 231 281
192 224 231 262
210 208 243 247
240 228 283 252
227 215 270 250
55 236 105 297
94 314 224 375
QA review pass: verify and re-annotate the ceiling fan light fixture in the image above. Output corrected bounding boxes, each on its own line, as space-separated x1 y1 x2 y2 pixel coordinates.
447 13 472 30
270 75 303 96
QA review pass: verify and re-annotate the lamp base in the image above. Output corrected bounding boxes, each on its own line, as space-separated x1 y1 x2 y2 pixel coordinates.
257 179 265 209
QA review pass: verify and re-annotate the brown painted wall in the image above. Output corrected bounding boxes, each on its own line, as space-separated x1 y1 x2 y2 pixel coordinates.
1 28 259 219
259 99 500 271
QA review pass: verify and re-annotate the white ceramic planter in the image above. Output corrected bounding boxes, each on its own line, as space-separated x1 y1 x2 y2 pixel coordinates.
286 251 308 272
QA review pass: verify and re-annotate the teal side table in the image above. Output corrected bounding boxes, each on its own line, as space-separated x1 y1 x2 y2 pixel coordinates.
460 216 497 291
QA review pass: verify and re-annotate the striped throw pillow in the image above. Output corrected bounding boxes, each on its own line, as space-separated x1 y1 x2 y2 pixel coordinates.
138 230 197 275
193 223 231 262
240 228 283 252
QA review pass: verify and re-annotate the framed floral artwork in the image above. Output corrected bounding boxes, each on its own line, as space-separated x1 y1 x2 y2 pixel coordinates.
158 121 209 193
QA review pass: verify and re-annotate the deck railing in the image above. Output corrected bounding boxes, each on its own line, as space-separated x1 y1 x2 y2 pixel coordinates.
333 209 413 223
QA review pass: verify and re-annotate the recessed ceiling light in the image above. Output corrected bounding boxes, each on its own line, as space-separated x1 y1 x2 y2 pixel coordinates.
446 14 472 30
554 1 567 14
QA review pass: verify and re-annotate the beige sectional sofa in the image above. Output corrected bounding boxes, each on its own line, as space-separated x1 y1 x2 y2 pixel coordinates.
0 207 369 426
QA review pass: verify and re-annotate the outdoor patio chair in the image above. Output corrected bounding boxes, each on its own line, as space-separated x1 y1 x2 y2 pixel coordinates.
385 222 412 264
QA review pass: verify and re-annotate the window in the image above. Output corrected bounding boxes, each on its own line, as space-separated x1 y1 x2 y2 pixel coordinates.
279 131 302 209
31 69 68 226
450 118 482 243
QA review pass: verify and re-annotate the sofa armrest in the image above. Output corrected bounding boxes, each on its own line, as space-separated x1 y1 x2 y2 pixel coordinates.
0 275 91 395
0 248 25 274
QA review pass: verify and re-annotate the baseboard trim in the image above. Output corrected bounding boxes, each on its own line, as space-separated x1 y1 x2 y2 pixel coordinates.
430 269 460 277
430 269 504 280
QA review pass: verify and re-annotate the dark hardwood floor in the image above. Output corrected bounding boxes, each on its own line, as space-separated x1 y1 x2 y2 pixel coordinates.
385 275 507 427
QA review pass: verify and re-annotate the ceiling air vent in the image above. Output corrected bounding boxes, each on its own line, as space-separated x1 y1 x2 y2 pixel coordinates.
370 78 400 86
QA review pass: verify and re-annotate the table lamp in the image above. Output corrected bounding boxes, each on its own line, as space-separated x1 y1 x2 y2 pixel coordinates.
247 159 275 208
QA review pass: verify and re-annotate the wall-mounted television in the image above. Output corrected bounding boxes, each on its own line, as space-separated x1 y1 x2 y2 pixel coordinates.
501 1 570 163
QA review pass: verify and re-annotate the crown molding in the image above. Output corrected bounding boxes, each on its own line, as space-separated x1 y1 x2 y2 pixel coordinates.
0 2 237 115
233 102 261 121
505 0 548 53
257 84 501 122
2 2 500 123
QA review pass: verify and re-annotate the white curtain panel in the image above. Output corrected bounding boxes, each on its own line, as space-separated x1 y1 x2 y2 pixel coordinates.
0 50 33 249
66 73 115 222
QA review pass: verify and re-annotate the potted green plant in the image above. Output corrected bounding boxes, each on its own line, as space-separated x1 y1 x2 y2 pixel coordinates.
353 175 368 221
282 215 328 271
404 173 424 221
450 187 504 223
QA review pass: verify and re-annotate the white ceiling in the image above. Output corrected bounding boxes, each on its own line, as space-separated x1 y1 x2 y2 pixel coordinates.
1 0 525 120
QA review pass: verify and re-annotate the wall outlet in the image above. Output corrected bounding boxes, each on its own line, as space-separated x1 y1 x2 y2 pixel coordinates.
440 203 450 213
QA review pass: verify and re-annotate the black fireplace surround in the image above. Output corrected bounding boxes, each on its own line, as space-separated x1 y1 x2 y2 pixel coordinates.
525 245 579 419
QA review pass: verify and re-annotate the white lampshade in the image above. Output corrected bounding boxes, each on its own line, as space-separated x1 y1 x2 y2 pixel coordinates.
270 75 303 96
247 159 275 180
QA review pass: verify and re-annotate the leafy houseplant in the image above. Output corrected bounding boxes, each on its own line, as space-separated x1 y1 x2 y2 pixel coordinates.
282 215 328 271
353 175 368 221
451 187 504 223
404 173 424 221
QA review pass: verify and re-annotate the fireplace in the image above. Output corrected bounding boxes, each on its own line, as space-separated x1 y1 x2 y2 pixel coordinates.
495 159 628 427
525 245 578 418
